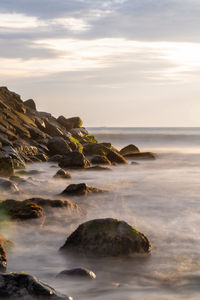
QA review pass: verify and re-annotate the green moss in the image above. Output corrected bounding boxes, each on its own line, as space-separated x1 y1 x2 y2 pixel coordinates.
82 135 98 144
70 137 83 152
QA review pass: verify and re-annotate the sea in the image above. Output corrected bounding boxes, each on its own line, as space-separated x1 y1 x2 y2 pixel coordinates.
2 127 200 300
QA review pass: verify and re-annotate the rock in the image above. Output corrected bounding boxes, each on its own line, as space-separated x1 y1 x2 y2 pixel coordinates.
54 169 72 179
0 273 71 299
0 178 19 193
24 99 36 110
83 143 107 156
49 154 63 162
47 137 72 156
59 151 90 169
43 119 64 137
106 150 127 164
120 144 140 156
70 128 88 139
91 155 111 165
125 152 156 160
0 236 14 272
0 199 44 220
16 169 43 176
57 116 83 130
57 268 96 280
60 183 107 196
60 218 151 257
36 153 49 162
0 157 14 177
86 166 112 171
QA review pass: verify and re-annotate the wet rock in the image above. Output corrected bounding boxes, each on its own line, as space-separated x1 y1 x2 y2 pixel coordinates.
60 183 107 196
0 178 19 193
0 199 44 220
24 99 36 111
0 157 14 177
54 169 72 179
125 152 156 160
120 144 140 156
47 137 71 156
59 151 90 169
91 155 111 165
57 268 96 280
0 236 14 272
49 154 63 162
0 273 71 299
106 150 127 164
57 116 83 130
60 218 151 257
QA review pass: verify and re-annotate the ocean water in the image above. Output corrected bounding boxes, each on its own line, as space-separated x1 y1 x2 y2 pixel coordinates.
2 127 200 300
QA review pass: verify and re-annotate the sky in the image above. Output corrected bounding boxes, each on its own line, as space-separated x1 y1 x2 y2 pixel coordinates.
0 0 200 127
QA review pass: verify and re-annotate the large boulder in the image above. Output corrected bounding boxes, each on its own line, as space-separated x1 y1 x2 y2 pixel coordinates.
47 137 71 155
59 151 90 169
60 218 151 257
0 236 14 272
120 144 140 156
57 116 83 130
106 150 127 164
0 273 71 299
60 183 107 197
0 157 14 177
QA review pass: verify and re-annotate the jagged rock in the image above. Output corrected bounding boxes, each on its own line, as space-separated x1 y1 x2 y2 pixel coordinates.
106 150 127 164
59 151 90 169
125 152 156 160
0 273 71 299
24 99 36 110
60 183 107 196
0 236 14 272
60 218 151 257
57 268 96 280
0 199 44 220
0 157 14 177
47 137 71 155
0 178 19 193
91 155 111 165
54 169 72 179
120 144 140 156
57 116 83 130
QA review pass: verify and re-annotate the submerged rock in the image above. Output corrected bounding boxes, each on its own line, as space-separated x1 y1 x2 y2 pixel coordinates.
60 218 151 257
120 144 140 156
0 157 14 177
57 268 96 280
59 151 90 169
53 169 72 179
0 236 14 272
125 152 156 160
0 273 71 299
60 183 107 197
91 155 111 165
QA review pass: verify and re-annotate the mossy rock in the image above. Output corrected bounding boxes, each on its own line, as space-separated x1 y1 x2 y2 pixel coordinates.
83 143 108 156
120 144 140 156
69 137 83 152
106 150 127 164
60 218 151 257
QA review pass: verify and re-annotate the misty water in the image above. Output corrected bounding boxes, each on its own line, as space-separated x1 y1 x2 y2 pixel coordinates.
2 127 200 300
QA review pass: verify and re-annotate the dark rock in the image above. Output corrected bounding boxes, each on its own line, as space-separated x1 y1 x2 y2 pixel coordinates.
70 127 88 139
91 155 111 165
60 218 151 257
59 151 90 169
0 157 14 177
47 137 71 155
0 199 44 220
24 99 36 110
60 183 107 197
0 273 71 299
36 153 49 162
0 236 14 272
83 143 107 156
125 152 156 160
0 178 19 193
57 268 96 280
120 144 140 156
57 116 83 130
25 197 77 210
54 169 72 179
43 119 64 137
106 150 127 164
49 154 63 163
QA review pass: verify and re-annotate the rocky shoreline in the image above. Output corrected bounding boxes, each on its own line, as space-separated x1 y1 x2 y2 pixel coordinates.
0 87 156 299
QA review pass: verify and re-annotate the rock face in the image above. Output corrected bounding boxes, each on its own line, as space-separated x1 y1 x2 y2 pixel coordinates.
0 273 71 299
60 218 151 257
59 151 90 169
0 157 14 177
0 236 13 272
120 144 140 156
57 268 96 280
60 183 107 197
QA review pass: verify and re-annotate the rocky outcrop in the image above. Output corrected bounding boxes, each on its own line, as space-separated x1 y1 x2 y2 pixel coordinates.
60 183 107 196
57 268 96 280
0 273 71 299
59 151 90 169
0 236 14 272
60 218 151 257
